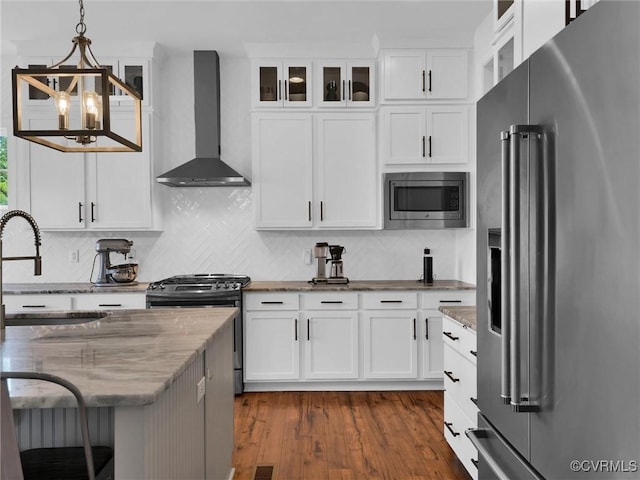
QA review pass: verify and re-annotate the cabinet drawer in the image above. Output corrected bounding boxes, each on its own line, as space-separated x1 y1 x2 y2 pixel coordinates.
74 293 146 310
421 291 475 309
444 342 477 405
4 294 72 313
302 292 358 310
244 292 300 311
444 391 478 479
442 315 477 364
362 292 418 309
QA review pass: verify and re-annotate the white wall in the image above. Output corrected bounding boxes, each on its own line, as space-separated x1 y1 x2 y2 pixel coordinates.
1 53 476 285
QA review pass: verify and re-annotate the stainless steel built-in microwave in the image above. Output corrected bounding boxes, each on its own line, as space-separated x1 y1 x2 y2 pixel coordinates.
383 172 468 229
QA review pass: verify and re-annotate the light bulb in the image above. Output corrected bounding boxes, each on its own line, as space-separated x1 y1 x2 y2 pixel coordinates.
55 91 70 130
82 90 99 129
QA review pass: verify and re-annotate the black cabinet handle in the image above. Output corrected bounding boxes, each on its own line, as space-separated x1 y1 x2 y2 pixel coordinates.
307 318 310 341
321 301 343 304
78 202 84 223
444 421 460 437
261 301 284 305
320 201 324 221
428 135 432 158
98 304 122 307
443 331 459 341
444 370 460 382
470 397 478 406
428 70 432 92
284 80 288 100
470 350 477 357
278 80 282 101
413 318 417 340
380 300 402 304
294 318 298 341
22 304 46 308
439 299 462 303
90 202 96 222
308 201 312 222
425 318 429 340
422 70 426 92
422 135 426 157
348 80 351 100
342 80 345 100
471 459 479 469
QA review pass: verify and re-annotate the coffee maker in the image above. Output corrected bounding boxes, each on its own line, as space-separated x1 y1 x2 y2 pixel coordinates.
93 239 138 286
311 242 349 284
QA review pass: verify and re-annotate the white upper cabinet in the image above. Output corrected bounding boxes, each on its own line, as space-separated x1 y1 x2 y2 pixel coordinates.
314 113 377 228
382 49 469 101
252 113 314 228
24 112 155 230
251 60 312 108
252 112 377 230
315 60 376 108
382 105 469 164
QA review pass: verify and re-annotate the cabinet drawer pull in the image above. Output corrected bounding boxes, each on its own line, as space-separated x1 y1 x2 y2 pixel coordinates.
425 317 429 340
261 301 284 305
380 300 402 304
439 299 462 303
444 370 460 383
470 350 477 357
320 301 343 304
443 331 459 341
470 397 478 406
78 202 84 223
22 304 46 308
98 304 122 307
444 421 460 437
471 459 479 469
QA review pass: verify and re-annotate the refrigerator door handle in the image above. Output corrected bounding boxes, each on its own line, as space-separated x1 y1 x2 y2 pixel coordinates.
500 130 511 404
508 124 542 413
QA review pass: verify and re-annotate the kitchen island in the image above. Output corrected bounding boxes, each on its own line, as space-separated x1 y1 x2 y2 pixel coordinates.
1 307 237 480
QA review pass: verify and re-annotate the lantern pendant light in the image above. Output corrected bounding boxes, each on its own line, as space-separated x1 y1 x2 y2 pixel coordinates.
12 0 142 153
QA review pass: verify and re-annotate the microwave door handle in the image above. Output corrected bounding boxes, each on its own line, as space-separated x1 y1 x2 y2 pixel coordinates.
500 130 511 404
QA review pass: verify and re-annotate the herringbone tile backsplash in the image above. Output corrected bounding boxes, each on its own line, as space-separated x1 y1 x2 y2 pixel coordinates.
1 55 476 285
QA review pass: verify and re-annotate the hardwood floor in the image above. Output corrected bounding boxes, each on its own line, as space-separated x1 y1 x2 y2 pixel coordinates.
232 391 471 480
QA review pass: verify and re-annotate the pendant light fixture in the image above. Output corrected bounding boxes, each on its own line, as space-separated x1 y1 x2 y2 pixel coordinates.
12 0 142 153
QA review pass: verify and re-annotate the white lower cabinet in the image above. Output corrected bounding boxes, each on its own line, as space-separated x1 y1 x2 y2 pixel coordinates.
243 289 475 390
244 310 300 381
304 310 358 380
73 292 146 310
4 294 73 313
442 314 478 480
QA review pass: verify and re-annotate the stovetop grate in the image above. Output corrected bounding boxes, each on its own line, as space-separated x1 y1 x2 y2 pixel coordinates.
152 274 251 286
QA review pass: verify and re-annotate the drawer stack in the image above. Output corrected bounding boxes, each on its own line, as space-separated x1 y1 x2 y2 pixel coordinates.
442 313 478 479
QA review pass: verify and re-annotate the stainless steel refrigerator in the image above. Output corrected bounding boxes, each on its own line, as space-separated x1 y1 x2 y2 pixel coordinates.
470 1 640 478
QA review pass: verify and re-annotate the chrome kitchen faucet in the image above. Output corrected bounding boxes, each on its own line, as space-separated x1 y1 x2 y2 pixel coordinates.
0 210 42 337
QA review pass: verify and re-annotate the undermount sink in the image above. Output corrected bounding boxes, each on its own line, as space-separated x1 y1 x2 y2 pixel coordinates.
5 310 108 326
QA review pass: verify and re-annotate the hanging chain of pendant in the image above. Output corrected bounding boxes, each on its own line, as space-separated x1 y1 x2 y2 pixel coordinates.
76 0 87 35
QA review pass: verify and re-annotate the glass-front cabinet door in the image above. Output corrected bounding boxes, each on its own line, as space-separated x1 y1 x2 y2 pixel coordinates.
253 60 311 108
316 60 375 108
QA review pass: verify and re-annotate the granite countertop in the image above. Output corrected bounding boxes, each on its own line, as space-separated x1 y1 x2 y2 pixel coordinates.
1 307 237 409
244 279 475 292
439 305 477 330
4 282 149 294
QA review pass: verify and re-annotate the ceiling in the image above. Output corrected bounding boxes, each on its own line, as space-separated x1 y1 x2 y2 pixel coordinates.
1 0 492 57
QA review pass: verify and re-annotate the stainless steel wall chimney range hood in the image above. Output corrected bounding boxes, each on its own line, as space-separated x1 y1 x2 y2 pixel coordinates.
156 51 250 187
